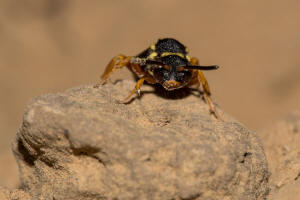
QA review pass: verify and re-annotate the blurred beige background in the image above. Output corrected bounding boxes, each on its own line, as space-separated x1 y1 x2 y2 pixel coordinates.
0 0 300 189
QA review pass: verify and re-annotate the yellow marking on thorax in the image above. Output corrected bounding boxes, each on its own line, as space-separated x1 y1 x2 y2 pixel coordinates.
148 52 158 59
148 70 154 76
161 52 185 58
150 43 156 50
185 55 191 62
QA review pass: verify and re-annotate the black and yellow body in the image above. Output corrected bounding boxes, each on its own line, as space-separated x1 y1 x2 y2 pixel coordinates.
94 38 220 119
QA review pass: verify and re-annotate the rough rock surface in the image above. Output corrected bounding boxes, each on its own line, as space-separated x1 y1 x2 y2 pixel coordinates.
13 80 269 200
258 111 300 200
0 187 30 200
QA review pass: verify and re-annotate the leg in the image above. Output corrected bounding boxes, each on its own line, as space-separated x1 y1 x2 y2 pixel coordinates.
119 77 145 103
190 57 221 119
119 76 156 103
198 70 221 119
94 54 132 88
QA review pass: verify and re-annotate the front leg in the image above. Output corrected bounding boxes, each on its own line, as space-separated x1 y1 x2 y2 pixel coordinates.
190 57 221 120
94 54 132 88
119 76 156 104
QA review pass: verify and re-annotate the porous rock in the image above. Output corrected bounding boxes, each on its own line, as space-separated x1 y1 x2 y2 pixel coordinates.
0 187 30 200
13 80 269 200
259 111 300 199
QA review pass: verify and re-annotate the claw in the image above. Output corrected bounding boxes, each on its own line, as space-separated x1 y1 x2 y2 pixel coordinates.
203 93 222 120
93 79 107 88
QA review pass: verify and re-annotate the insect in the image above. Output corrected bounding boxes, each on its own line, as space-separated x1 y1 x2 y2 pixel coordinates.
94 38 220 119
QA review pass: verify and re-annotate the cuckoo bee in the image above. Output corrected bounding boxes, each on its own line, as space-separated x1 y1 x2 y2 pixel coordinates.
94 38 220 119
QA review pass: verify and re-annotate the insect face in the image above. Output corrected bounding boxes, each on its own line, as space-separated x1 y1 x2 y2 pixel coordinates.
156 68 193 90
152 55 193 90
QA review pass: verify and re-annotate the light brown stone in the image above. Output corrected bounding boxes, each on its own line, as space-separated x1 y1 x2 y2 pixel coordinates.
259 111 300 199
12 81 269 200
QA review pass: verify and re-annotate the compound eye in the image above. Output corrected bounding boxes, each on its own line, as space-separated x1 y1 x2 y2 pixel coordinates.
163 65 171 71
153 67 172 82
176 70 192 83
176 72 185 82
177 66 185 72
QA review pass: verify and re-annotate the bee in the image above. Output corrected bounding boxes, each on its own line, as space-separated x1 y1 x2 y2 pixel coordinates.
94 38 220 119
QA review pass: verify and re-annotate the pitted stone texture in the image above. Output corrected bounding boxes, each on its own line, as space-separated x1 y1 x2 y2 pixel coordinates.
13 81 269 200
259 111 300 200
0 187 30 200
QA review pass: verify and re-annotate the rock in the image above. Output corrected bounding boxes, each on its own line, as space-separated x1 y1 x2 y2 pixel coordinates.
12 80 269 200
270 178 300 200
259 111 300 199
0 187 30 200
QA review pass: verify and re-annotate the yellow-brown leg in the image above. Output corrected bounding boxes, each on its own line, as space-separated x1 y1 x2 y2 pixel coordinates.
94 54 132 88
119 76 156 104
190 57 221 119
119 77 146 103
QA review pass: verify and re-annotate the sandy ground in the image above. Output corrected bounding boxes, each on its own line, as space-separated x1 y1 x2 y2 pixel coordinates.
0 0 300 189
